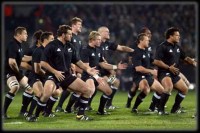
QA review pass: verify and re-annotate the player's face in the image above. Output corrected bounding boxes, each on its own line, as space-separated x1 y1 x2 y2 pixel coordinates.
94 35 102 47
65 30 73 42
74 22 82 33
145 30 152 41
172 31 180 43
142 36 150 48
20 30 28 42
103 28 110 40
47 35 54 43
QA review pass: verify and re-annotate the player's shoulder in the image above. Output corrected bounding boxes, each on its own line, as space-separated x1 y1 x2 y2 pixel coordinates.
133 47 143 55
82 44 89 49
8 39 17 46
156 41 166 49
46 40 57 48
35 46 44 52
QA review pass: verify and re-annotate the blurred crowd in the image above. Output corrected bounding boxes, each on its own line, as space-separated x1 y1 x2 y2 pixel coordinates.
4 3 197 90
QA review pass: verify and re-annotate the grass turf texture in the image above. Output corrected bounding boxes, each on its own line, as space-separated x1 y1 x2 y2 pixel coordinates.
2 90 197 131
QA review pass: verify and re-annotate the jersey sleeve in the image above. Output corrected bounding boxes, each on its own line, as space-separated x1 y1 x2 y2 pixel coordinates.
154 44 164 60
132 50 142 67
24 47 32 56
32 48 41 63
179 46 186 60
108 41 118 51
128 42 137 57
41 44 53 62
99 48 104 63
8 42 18 59
71 47 80 64
80 46 89 63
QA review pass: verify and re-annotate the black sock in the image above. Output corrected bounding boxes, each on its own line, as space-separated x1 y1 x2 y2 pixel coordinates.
158 93 170 112
45 96 58 114
88 89 97 107
132 92 146 109
57 90 70 108
171 93 185 112
35 100 46 117
28 96 39 116
98 94 109 113
126 89 137 106
77 96 89 115
20 91 33 113
106 86 117 107
73 100 80 109
65 93 80 111
149 92 161 111
4 92 15 114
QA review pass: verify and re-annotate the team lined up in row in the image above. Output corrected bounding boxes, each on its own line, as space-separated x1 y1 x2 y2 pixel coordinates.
3 17 196 122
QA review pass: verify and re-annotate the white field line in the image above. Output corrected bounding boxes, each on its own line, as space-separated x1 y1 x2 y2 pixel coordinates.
4 122 24 124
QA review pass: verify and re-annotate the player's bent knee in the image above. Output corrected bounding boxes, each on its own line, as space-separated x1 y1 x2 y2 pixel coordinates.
22 84 32 91
8 80 20 92
81 86 91 96
35 93 42 98
181 87 189 95
90 88 96 96
113 78 120 86
105 89 112 96
143 87 150 95
53 89 61 97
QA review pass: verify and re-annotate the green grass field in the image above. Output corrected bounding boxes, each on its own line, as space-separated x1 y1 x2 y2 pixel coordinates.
2 89 198 131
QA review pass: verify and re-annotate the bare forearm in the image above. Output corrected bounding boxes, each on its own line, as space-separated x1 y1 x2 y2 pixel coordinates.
20 62 32 70
122 46 134 52
36 69 46 76
184 57 196 66
22 55 32 62
153 60 169 70
118 45 134 52
34 64 46 76
9 63 20 73
41 61 57 74
76 60 89 71
99 62 116 70
135 66 153 74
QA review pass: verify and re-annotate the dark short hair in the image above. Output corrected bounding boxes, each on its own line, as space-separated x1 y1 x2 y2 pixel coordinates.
32 29 43 44
136 33 148 44
139 27 150 34
165 27 180 39
70 17 82 26
57 25 72 36
14 27 26 36
40 32 53 43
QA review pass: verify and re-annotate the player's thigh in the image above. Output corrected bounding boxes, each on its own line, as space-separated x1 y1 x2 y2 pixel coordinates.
68 78 89 94
33 81 43 96
97 80 112 95
161 76 173 93
150 79 164 94
174 79 188 94
86 79 96 95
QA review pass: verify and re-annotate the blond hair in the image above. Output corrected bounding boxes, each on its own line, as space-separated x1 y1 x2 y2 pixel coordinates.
89 31 101 41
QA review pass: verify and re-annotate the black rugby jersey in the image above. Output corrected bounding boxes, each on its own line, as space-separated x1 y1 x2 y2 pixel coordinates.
5 38 24 72
24 45 38 57
24 44 38 73
81 45 104 77
71 33 82 58
129 41 153 64
31 45 45 75
155 41 186 73
100 40 118 64
41 39 79 72
132 46 152 77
